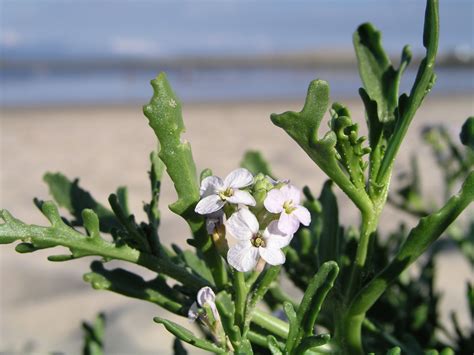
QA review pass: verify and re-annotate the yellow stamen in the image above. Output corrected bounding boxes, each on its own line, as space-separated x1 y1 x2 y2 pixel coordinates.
283 200 296 214
218 187 234 200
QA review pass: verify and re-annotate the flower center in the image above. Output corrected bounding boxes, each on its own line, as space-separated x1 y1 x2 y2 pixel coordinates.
251 233 265 248
218 187 234 200
283 200 296 214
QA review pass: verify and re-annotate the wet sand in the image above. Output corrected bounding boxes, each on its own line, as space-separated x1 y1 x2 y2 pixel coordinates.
1 94 473 353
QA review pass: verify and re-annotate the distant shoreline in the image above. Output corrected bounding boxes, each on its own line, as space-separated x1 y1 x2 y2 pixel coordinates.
1 50 472 72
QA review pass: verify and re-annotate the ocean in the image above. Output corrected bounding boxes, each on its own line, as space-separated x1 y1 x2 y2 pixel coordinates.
1 0 473 106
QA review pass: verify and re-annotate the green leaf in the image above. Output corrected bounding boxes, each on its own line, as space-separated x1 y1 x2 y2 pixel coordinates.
317 181 341 265
376 0 439 185
83 261 186 315
180 250 214 284
460 116 474 149
353 24 411 124
143 72 227 288
108 193 151 252
285 261 339 354
271 80 372 214
153 317 225 353
284 301 298 346
215 291 241 345
82 313 106 355
267 335 283 355
299 261 338 335
43 172 120 233
145 150 165 228
115 186 130 217
240 151 274 178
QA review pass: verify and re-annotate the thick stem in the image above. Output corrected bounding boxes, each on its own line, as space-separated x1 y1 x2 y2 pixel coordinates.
334 313 365 355
341 204 381 354
345 209 380 300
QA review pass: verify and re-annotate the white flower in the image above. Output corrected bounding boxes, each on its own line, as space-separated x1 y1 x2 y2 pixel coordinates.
226 209 292 272
195 168 256 215
266 175 290 186
188 286 219 322
205 210 225 234
264 184 311 234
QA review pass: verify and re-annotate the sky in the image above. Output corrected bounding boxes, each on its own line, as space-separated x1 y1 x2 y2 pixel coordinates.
1 0 473 60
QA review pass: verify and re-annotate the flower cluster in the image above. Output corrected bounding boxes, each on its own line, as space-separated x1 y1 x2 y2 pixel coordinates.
195 168 310 272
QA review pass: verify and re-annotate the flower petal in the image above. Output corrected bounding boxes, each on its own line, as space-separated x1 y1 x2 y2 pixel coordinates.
227 241 259 272
224 168 254 189
197 286 216 307
264 189 285 213
200 176 224 197
259 246 285 266
227 190 256 206
278 212 300 234
205 210 225 234
195 195 225 215
263 221 293 248
293 206 311 226
280 184 301 205
266 176 290 186
225 208 259 240
187 302 199 322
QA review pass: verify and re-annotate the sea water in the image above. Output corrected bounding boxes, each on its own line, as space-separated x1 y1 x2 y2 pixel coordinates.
1 0 472 106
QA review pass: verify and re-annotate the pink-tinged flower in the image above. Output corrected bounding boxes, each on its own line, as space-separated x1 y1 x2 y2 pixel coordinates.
264 184 311 234
195 168 256 215
226 209 292 272
188 286 219 322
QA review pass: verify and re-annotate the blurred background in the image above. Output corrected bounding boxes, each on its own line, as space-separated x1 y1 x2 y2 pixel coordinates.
1 0 473 354
1 0 473 106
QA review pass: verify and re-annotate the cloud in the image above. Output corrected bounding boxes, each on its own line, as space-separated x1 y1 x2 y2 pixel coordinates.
110 37 160 56
1 30 23 47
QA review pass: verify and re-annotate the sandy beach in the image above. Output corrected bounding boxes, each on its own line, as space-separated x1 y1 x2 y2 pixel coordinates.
1 94 473 354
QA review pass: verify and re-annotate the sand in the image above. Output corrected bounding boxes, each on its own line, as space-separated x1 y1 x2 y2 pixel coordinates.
1 94 473 354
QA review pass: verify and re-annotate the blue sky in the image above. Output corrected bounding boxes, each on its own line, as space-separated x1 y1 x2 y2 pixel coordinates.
2 0 473 60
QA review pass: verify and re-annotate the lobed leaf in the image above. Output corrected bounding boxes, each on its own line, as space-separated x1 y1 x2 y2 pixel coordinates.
271 80 372 214
143 73 227 287
0 204 207 291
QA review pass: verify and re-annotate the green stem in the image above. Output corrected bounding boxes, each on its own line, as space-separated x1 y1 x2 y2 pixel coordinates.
234 271 247 328
345 208 380 301
334 314 364 355
252 310 289 339
244 266 281 335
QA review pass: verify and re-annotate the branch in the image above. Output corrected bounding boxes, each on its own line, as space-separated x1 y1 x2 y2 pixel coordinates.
0 203 208 291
